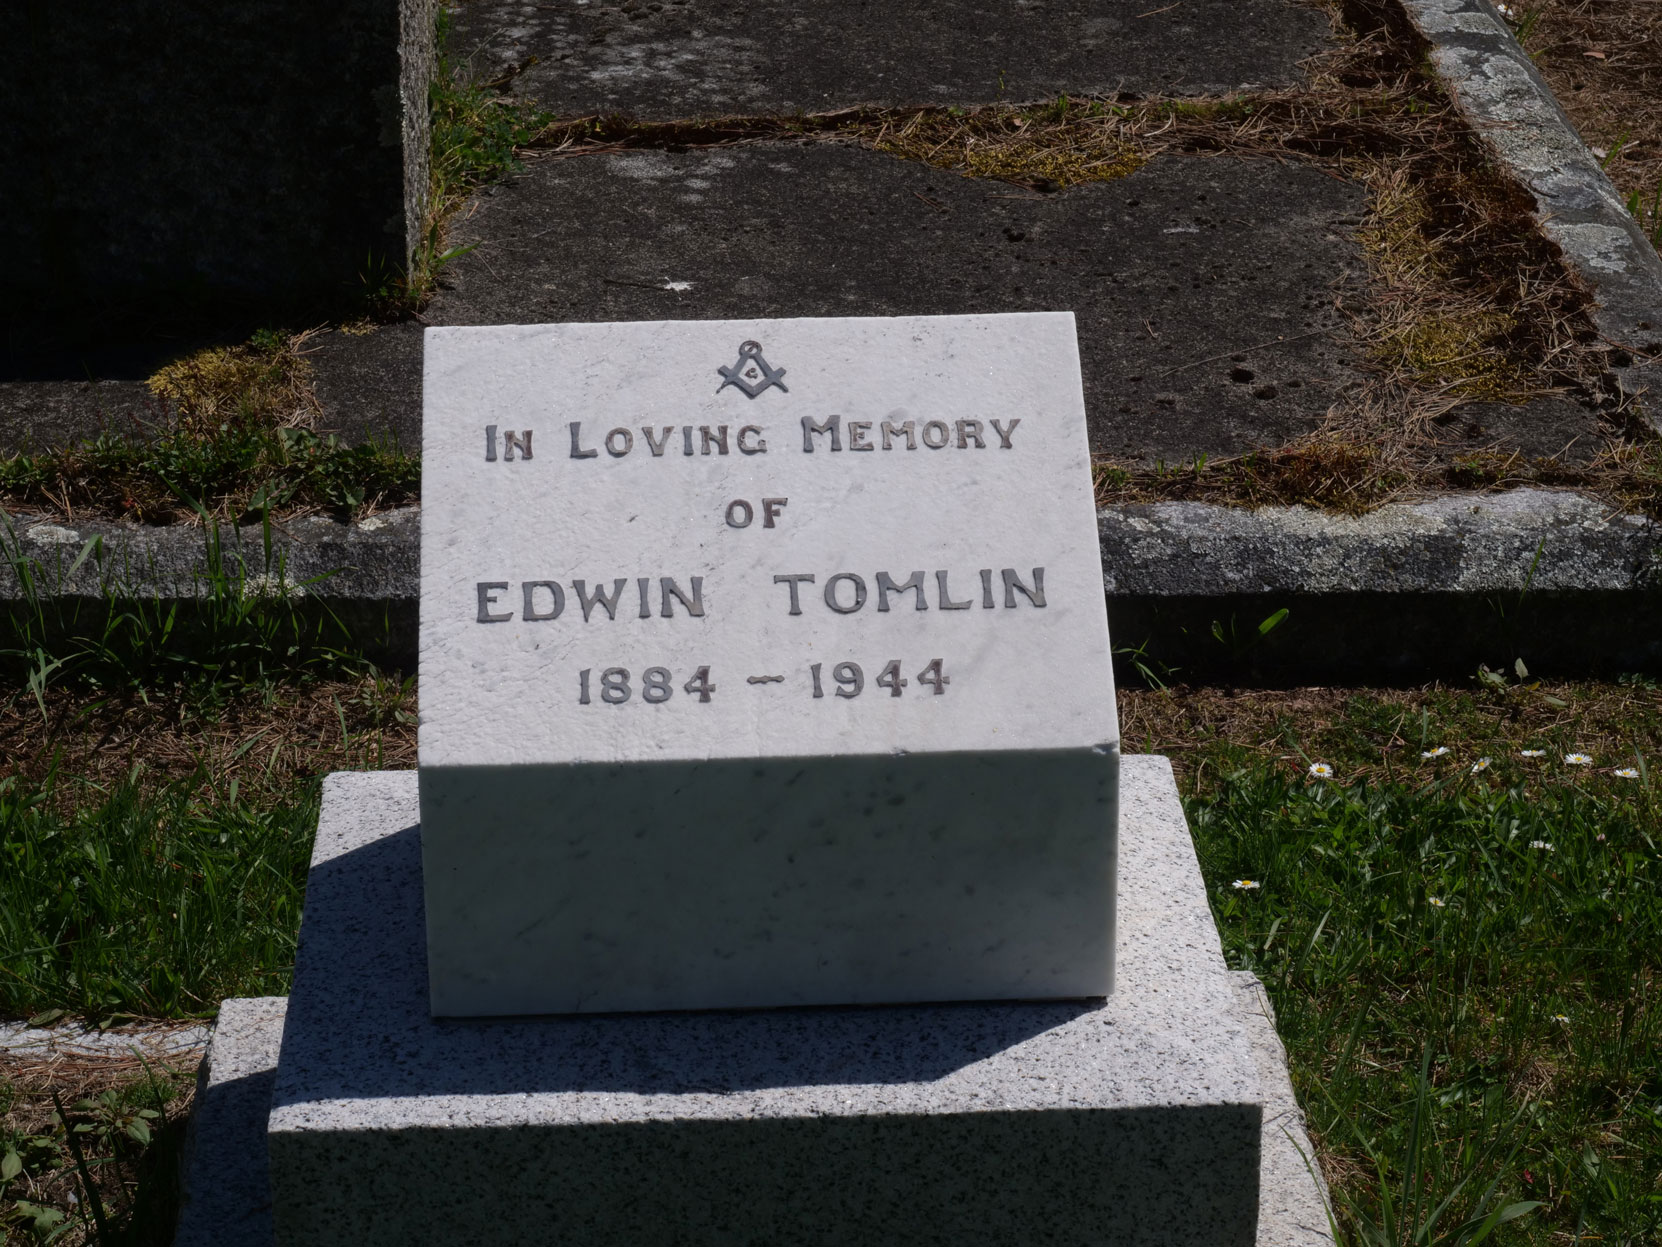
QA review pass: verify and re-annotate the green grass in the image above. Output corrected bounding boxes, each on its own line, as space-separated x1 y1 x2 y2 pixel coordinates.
0 769 315 1022
0 652 1655 1240
1191 763 1661 1244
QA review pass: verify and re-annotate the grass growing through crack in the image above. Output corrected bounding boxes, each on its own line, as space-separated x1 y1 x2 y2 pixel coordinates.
367 10 550 314
1125 681 1662 1244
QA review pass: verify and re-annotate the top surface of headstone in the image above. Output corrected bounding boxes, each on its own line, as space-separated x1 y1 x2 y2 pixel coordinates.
420 313 1114 768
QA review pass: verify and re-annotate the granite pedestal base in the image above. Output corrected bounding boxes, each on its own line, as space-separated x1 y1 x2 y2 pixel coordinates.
175 758 1333 1246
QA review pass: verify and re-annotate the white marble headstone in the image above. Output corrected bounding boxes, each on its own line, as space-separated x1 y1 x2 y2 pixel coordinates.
419 313 1119 1016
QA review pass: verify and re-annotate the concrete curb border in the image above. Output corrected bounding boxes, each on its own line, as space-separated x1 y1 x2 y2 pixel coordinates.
8 490 1658 683
1402 0 1662 423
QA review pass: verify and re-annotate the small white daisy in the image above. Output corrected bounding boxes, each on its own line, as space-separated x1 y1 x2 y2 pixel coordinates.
1530 840 1555 852
1596 833 1607 842
1615 767 1639 779
1422 746 1451 759
1308 762 1334 779
1566 753 1593 765
1521 749 1546 758
1552 1014 1570 1024
1471 757 1491 774
1231 879 1260 891
1428 896 1446 908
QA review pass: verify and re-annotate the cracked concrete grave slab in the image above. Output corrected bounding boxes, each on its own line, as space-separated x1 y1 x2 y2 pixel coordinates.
308 144 1384 462
448 0 1337 119
306 142 1608 463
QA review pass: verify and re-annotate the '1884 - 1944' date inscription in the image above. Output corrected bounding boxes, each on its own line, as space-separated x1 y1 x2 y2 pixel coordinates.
573 659 949 705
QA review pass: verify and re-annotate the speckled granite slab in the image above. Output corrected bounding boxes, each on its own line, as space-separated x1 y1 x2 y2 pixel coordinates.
178 757 1310 1246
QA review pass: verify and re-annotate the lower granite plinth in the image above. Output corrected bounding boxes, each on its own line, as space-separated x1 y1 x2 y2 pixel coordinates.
175 757 1333 1246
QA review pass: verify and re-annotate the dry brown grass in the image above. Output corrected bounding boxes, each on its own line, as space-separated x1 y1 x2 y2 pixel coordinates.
144 331 321 438
0 673 417 807
1094 425 1662 514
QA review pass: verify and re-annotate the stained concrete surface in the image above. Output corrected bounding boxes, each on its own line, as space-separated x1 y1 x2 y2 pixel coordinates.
446 0 1337 119
1 142 1605 464
309 143 1375 461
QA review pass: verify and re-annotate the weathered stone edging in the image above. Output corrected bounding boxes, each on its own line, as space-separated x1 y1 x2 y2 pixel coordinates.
0 1019 210 1063
1099 489 1659 596
1402 0 1662 424
1101 489 1661 681
8 490 1658 683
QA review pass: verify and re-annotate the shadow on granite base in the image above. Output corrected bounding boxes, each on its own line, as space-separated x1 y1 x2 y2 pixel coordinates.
173 758 1332 1247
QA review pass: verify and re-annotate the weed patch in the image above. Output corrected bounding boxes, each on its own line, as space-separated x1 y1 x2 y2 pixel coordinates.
0 332 418 524
1 518 384 706
0 769 315 1020
0 1049 197 1245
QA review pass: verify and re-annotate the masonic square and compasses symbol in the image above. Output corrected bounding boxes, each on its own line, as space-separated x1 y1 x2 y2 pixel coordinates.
716 340 789 398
